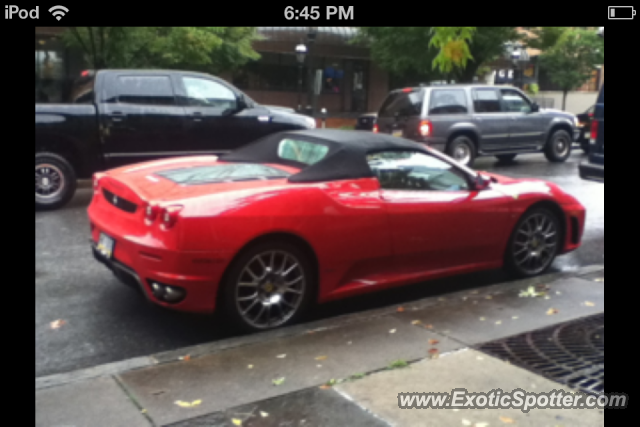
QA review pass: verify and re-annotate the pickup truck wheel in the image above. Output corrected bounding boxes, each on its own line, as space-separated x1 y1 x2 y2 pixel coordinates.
496 154 518 163
544 130 572 163
447 136 476 167
36 152 77 211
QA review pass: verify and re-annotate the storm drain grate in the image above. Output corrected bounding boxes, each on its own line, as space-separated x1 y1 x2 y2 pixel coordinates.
477 314 604 395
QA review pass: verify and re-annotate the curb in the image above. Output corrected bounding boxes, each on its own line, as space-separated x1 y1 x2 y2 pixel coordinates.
35 264 604 391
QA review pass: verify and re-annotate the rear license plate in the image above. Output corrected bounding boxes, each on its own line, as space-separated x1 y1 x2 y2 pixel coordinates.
97 233 115 259
392 130 403 137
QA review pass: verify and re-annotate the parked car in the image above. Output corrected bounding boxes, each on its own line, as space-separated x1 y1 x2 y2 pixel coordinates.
579 27 604 183
36 69 316 210
579 86 604 182
89 129 585 332
576 105 595 153
374 85 580 167
355 112 377 131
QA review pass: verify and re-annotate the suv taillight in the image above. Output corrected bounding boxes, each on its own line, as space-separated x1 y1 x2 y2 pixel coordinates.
419 120 432 137
590 120 598 143
160 205 183 229
373 124 379 133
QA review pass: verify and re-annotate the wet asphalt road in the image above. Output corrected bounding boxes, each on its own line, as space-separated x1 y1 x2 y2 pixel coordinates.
35 151 604 377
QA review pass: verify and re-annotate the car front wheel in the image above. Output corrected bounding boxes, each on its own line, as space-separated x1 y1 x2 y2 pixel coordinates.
36 152 77 211
505 208 561 278
221 241 314 332
544 130 572 163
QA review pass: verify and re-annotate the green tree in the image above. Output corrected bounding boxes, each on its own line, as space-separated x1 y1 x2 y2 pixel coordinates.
538 28 603 110
356 27 519 84
63 27 260 73
524 27 568 51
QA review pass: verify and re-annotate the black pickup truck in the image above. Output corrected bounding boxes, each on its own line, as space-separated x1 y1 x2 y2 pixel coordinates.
35 69 317 210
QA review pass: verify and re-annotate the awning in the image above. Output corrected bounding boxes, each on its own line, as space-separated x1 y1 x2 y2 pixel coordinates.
257 27 359 45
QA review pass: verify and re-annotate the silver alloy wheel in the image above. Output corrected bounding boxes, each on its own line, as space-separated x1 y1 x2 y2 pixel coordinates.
235 250 306 329
35 164 65 201
554 134 570 157
513 213 559 275
453 144 472 165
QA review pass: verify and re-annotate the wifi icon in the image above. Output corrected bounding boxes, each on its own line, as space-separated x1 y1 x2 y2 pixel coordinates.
49 5 69 21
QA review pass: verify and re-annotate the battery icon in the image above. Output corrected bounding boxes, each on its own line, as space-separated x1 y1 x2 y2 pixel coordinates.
609 6 636 19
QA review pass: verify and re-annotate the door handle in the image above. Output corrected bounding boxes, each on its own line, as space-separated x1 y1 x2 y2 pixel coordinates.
192 112 203 122
110 112 125 122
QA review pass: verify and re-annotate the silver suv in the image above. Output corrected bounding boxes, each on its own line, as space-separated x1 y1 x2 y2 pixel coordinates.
375 85 579 167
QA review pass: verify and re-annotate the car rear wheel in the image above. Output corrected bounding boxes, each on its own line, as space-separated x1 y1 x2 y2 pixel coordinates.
36 152 77 211
221 241 314 332
496 154 518 163
544 130 572 163
505 208 561 278
447 136 476 167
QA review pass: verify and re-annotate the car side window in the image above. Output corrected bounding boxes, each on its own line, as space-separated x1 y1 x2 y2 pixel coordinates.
428 89 468 115
500 89 532 113
367 151 470 192
116 76 176 106
182 77 237 109
472 89 501 113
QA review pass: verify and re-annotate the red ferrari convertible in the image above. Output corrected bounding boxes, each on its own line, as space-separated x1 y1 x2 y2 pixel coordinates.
88 130 585 331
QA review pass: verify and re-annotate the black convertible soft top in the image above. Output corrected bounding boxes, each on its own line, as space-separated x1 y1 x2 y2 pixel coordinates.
219 129 429 183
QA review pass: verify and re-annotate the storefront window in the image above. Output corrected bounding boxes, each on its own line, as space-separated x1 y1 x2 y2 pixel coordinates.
35 36 66 103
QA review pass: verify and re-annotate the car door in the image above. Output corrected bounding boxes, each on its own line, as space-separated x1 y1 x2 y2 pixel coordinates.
499 88 544 150
367 150 512 274
177 75 269 153
99 73 187 169
471 88 510 152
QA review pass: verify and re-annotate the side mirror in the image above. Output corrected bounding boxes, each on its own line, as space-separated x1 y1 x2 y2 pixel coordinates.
473 174 491 191
531 103 540 113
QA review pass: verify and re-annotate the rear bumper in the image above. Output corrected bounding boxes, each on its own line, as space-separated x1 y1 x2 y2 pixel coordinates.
579 160 604 183
88 216 226 314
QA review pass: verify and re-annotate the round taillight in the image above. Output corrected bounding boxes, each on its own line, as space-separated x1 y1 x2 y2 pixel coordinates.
160 205 183 229
373 124 379 133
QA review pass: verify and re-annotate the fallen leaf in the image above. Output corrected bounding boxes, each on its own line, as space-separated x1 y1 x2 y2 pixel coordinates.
476 423 489 427
500 416 515 424
319 385 332 390
429 348 439 354
179 355 191 361
512 316 519 320
495 320 502 325
544 296 550 300
315 356 328 361
546 308 558 315
247 365 254 369
479 317 486 321
272 377 286 386
462 420 472 426
397 306 405 312
141 409 147 414
276 354 287 359
595 278 604 282
174 400 201 408
556 291 562 295
389 329 397 334
347 341 353 345
50 320 66 329
485 295 493 300
231 419 242 426
411 320 421 325
428 339 439 345
424 324 434 329
584 301 595 307
317 365 322 368
260 411 269 418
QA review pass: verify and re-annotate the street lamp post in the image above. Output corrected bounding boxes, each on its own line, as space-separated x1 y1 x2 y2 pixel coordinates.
295 43 307 112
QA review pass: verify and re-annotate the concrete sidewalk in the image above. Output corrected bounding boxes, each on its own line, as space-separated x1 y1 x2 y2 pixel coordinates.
36 268 604 427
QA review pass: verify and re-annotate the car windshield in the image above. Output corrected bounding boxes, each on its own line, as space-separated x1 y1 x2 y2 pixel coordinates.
155 164 290 185
378 89 424 118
